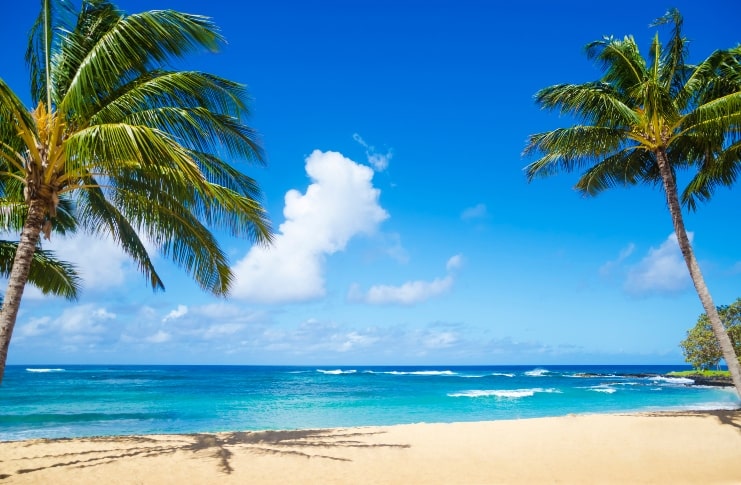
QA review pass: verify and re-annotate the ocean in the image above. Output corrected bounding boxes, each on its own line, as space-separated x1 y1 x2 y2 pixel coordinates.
1 364 738 441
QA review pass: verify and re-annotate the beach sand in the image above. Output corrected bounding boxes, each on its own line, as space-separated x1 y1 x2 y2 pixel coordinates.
1 410 740 484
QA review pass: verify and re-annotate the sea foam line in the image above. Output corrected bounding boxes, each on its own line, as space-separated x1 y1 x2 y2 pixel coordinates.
366 370 458 376
524 368 549 377
448 388 561 398
26 368 65 373
316 369 357 375
649 376 694 385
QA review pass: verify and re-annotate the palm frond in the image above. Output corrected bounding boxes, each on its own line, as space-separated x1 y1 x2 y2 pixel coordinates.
25 0 77 107
88 71 251 126
651 8 688 94
682 140 741 210
76 180 165 291
574 149 658 196
535 82 638 127
59 9 224 117
586 36 646 95
524 126 629 180
0 240 80 300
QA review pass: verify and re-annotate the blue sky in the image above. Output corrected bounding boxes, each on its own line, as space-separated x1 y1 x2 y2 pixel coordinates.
2 0 741 366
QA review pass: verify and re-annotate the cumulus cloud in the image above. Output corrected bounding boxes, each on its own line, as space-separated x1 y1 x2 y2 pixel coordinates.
352 133 392 172
625 233 692 295
349 254 463 305
34 234 134 292
162 305 188 322
461 203 488 221
15 304 116 344
231 150 389 303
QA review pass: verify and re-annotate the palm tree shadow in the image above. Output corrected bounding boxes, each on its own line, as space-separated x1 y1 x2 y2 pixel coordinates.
639 409 741 433
4 428 409 480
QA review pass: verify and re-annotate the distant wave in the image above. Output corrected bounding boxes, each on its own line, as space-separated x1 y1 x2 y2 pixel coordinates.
316 369 357 375
588 386 617 394
26 368 65 373
368 370 457 376
524 368 549 377
649 376 694 385
448 388 560 399
490 372 515 378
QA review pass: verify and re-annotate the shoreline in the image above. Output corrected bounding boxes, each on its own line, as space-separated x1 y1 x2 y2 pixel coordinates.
3 410 741 484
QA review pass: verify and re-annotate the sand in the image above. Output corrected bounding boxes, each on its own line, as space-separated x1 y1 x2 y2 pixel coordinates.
1 410 740 484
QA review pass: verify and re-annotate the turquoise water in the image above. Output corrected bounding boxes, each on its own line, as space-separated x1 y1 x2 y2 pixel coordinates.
1 365 738 441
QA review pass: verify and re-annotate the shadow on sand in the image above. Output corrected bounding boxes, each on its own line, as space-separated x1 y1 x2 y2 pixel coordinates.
637 409 741 433
1 428 410 481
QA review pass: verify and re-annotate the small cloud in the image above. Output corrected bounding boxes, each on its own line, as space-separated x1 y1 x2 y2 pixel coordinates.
16 316 52 339
446 254 464 271
382 232 409 264
624 233 692 296
162 305 188 323
349 255 461 305
353 133 392 172
599 243 636 277
146 331 171 343
461 203 488 221
363 276 454 305
423 331 458 349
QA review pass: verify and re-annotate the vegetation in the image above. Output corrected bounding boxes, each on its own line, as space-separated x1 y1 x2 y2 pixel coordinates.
680 298 741 370
667 369 731 378
0 241 80 301
523 9 741 396
0 0 273 383
0 196 80 301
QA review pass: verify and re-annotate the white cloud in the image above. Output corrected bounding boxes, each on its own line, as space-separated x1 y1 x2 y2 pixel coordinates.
362 276 454 305
349 254 462 305
423 331 458 349
231 150 389 303
15 304 116 344
146 330 171 343
461 203 488 221
352 133 392 172
381 232 409 264
162 305 188 322
446 254 464 271
40 234 134 291
625 233 692 295
201 323 246 340
16 316 51 339
599 243 636 277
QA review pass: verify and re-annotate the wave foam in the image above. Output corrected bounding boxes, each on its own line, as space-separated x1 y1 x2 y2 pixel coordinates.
316 369 357 375
448 388 560 398
491 373 515 378
524 368 549 377
649 376 694 385
589 386 617 394
26 368 65 373
382 370 457 376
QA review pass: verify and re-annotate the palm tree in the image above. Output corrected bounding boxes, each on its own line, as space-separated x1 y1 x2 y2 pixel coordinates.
0 0 272 383
523 9 741 396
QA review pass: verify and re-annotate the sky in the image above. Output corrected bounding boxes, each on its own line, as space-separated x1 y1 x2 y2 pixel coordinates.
1 0 740 366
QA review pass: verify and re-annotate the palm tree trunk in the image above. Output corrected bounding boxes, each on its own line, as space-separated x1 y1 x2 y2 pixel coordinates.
0 200 46 384
656 150 741 397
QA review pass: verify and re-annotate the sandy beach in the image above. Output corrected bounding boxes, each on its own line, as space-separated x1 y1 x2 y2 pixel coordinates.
2 410 740 484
